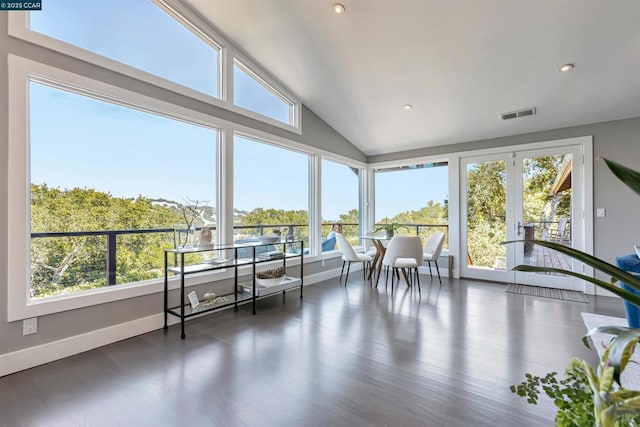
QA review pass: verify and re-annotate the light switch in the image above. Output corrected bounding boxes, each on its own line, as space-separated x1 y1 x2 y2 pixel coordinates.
596 208 606 218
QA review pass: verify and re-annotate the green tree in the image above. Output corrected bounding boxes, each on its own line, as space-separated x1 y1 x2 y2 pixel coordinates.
30 184 187 298
466 161 507 267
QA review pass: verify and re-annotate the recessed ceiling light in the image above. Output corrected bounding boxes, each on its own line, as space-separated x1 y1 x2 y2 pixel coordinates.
333 3 345 14
403 104 413 110
559 63 574 72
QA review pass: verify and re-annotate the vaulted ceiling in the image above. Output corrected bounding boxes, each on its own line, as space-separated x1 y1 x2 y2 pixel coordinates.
184 0 640 156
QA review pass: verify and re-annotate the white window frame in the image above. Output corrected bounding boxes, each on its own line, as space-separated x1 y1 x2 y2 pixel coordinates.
7 55 229 321
231 57 300 130
9 0 225 106
319 156 365 254
368 156 452 262
225 124 366 260
7 0 302 134
231 131 313 250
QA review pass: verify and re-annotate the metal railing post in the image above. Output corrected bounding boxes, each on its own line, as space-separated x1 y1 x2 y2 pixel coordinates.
107 232 117 286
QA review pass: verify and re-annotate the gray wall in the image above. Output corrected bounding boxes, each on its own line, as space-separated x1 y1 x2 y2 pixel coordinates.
370 117 640 267
0 13 357 356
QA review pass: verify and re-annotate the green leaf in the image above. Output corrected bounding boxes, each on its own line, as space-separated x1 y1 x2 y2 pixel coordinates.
616 396 640 414
603 158 640 198
512 264 640 308
603 329 640 386
599 365 615 392
503 239 640 293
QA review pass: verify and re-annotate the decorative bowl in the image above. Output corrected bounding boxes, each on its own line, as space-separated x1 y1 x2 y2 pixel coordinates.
258 235 280 244
256 277 284 287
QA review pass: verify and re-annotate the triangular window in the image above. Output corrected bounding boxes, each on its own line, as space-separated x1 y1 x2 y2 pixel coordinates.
234 60 292 125
29 1 219 98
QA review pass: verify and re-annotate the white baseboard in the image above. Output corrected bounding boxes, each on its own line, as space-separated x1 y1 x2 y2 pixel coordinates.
0 313 165 377
0 268 344 377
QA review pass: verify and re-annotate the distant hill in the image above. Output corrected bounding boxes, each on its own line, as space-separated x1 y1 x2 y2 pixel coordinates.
150 198 248 225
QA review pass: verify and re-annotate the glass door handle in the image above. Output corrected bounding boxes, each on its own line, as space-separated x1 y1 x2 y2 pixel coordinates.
517 221 523 237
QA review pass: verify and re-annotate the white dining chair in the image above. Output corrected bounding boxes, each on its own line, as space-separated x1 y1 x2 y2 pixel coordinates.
381 236 423 293
335 232 373 286
423 232 446 285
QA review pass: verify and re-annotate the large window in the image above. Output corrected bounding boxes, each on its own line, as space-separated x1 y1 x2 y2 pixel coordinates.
321 159 361 251
29 81 218 299
374 162 449 246
233 135 309 252
29 0 220 98
234 60 293 125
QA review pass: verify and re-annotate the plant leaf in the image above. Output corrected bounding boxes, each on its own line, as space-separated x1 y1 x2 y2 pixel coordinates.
585 327 640 386
605 329 640 386
512 265 640 308
503 239 640 292
603 158 640 197
615 396 640 414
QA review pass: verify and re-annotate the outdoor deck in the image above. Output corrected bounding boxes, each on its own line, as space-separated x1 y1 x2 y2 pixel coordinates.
525 243 572 271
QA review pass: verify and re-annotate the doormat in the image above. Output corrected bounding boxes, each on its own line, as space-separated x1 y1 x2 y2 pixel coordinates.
506 283 590 303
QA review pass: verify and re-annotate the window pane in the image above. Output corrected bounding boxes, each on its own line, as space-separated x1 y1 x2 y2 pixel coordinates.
233 135 308 254
234 62 291 125
374 163 449 246
321 159 360 251
30 82 217 299
30 0 219 98
466 160 506 269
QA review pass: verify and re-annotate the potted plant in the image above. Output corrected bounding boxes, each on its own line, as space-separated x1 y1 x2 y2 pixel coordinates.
374 220 406 239
508 158 640 426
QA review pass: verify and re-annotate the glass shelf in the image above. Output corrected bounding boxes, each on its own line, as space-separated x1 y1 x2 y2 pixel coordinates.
167 292 253 318
238 276 301 297
164 239 304 338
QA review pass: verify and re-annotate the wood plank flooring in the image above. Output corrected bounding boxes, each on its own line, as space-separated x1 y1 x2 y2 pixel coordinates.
528 244 572 270
0 276 625 427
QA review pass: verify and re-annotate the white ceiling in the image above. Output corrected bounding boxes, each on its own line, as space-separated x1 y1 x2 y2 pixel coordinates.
183 0 640 156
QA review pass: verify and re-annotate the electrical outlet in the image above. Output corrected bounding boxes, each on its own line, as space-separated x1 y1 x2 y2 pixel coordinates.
23 318 37 336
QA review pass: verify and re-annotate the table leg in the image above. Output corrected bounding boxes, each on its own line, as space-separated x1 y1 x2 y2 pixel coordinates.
374 240 386 288
369 251 379 280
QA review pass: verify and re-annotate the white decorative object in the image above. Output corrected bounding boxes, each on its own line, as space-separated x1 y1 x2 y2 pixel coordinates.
200 227 212 245
187 291 200 309
258 235 280 244
256 277 284 287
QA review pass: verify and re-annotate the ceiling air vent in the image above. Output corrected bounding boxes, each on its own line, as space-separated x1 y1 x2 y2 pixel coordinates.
500 107 536 121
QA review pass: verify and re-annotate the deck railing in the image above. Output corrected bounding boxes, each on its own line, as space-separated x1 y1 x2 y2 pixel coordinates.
30 222 448 292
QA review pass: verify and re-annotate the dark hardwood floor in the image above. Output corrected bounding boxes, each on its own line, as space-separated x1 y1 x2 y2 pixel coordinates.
0 276 625 427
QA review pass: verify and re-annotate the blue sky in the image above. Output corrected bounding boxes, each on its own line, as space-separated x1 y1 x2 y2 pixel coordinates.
28 0 448 222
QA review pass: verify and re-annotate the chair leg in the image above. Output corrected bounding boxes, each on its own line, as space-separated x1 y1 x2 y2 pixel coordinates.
427 261 433 279
391 267 395 294
385 266 389 289
345 261 352 286
340 261 345 282
416 268 421 295
435 260 442 286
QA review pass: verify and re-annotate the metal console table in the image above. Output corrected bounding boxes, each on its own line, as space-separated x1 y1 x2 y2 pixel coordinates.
163 239 304 338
